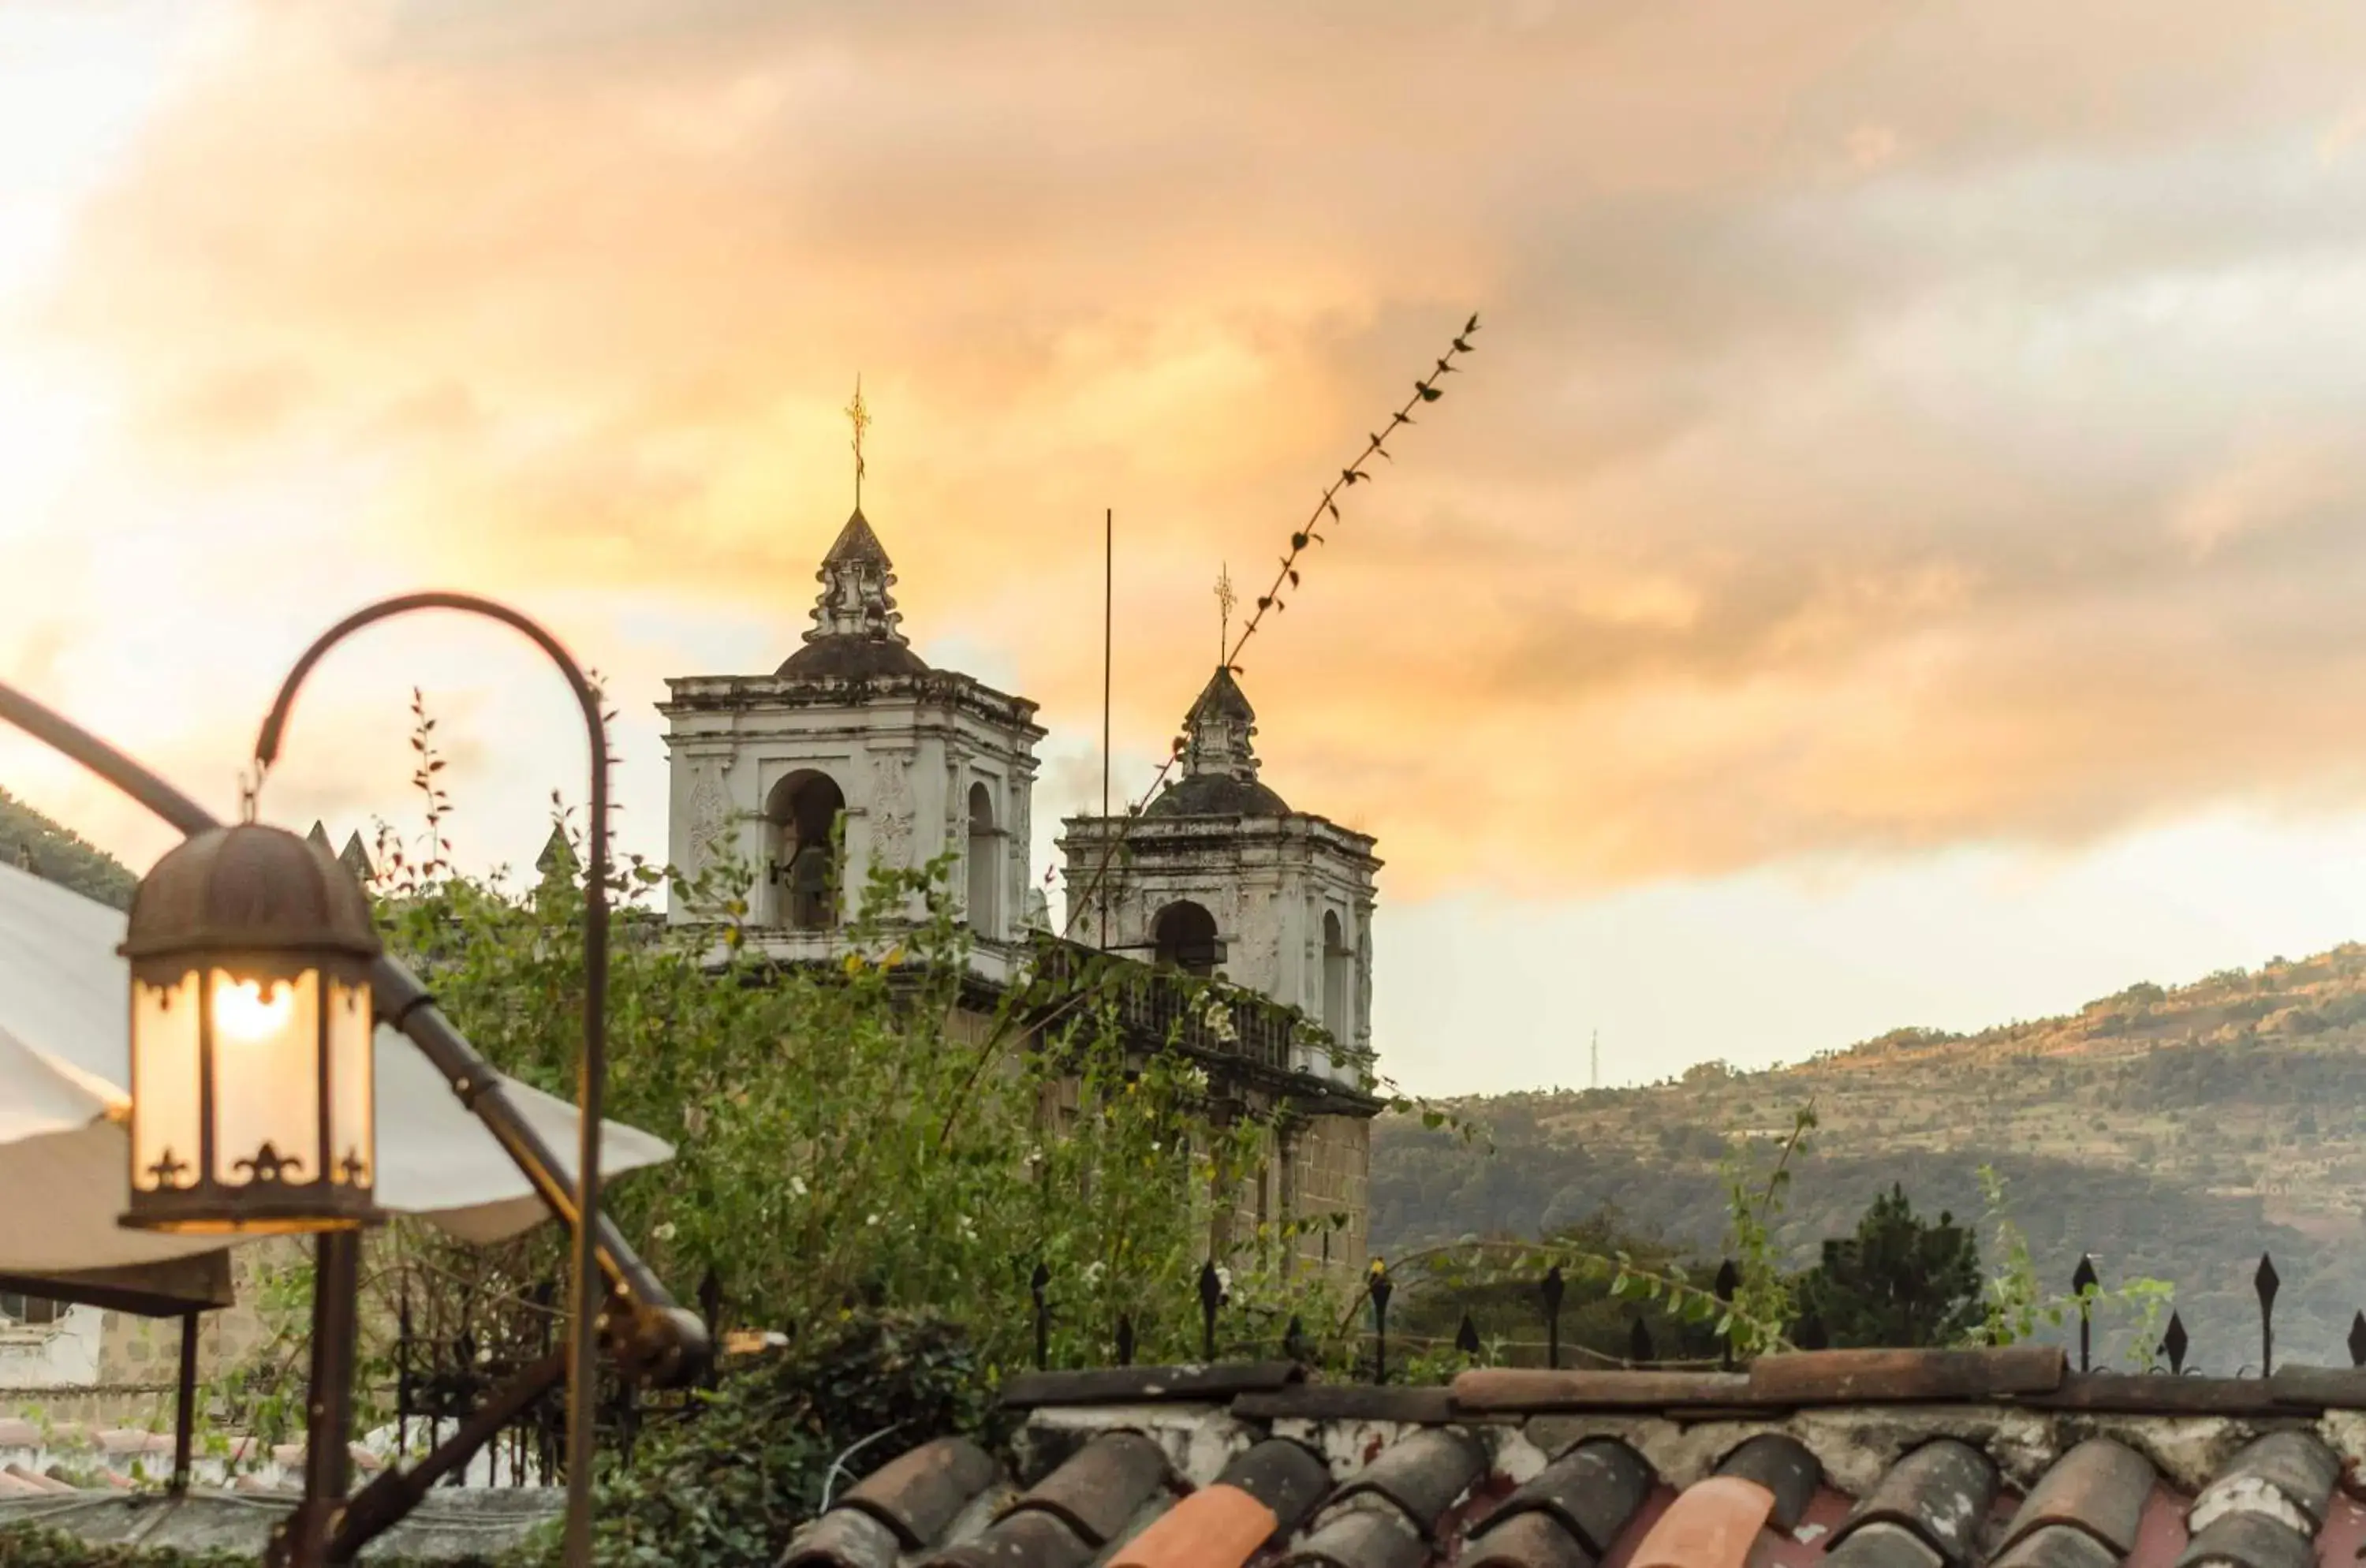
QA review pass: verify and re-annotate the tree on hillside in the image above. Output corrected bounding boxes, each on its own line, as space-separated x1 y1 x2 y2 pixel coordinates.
0 786 136 909
1796 1185 1981 1348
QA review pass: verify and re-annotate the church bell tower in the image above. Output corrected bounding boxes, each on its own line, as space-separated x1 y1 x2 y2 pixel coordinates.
1058 664 1379 1081
658 386 1045 973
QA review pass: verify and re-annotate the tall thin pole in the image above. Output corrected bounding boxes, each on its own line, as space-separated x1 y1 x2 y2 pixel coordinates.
1099 506 1112 950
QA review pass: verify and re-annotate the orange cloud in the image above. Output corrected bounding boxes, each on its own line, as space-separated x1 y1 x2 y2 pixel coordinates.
18 1 2366 900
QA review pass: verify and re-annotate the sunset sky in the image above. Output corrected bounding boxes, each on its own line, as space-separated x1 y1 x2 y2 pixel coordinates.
11 3 2366 1096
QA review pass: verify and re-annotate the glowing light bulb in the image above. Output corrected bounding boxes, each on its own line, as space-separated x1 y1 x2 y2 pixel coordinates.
214 977 293 1043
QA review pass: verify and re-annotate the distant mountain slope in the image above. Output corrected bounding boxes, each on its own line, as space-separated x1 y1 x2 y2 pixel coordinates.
0 787 136 909
1372 945 2366 1365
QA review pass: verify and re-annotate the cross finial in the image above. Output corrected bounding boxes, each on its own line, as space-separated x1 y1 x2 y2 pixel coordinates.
845 375 871 509
1215 563 1235 663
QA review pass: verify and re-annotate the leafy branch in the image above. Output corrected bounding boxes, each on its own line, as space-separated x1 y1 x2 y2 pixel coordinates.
1056 314 1482 943
1342 1238 1793 1363
1970 1165 2175 1368
1721 1102 1816 1357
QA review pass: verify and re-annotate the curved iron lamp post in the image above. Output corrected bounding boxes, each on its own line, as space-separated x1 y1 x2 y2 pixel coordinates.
255 593 612 1566
0 592 707 1567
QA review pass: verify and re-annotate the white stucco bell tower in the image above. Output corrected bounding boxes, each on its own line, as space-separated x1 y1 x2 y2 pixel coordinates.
1058 666 1379 1081
659 506 1045 974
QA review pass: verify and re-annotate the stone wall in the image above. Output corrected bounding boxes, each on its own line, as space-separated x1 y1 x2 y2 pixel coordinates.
95 1244 289 1389
1285 1113 1371 1281
5 1245 293 1431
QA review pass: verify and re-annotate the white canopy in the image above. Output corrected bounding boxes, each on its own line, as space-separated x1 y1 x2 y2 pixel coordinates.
0 861 671 1271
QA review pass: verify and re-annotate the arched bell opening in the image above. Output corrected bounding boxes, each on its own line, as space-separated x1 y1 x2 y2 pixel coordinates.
765 770 845 930
1151 899 1222 977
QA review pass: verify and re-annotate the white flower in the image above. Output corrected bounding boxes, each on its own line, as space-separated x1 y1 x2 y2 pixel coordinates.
865 1212 881 1226
651 1222 677 1242
1082 1261 1106 1285
789 1176 808 1198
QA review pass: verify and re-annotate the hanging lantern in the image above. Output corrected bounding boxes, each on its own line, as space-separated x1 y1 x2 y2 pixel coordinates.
119 823 383 1234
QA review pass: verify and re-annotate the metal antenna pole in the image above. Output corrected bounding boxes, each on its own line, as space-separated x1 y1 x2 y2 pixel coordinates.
1099 507 1111 951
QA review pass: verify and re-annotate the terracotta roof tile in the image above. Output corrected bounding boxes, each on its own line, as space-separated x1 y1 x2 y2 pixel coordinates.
1988 1528 2120 1568
1749 1348 2064 1406
919 1506 1096 1568
1628 1473 1780 1568
1279 1503 1431 1568
1828 1441 1998 1568
1474 1436 1652 1557
1995 1439 2155 1560
1108 1484 1277 1568
1719 1434 1823 1531
1825 1521 1950 1568
1002 1429 1172 1546
1459 1510 1596 1568
763 1357 2366 1567
2170 1510 2316 1568
1233 1386 1459 1424
778 1506 901 1568
837 1435 998 1547
1213 1437 1334 1535
1454 1368 1756 1413
2187 1432 2338 1535
1323 1427 1487 1539
999 1362 1304 1408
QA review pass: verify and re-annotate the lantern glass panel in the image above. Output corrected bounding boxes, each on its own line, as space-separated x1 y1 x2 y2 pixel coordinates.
209 968 321 1188
327 978 374 1188
129 972 201 1193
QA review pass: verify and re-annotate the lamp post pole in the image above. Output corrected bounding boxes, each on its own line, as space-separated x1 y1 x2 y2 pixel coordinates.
282 1233 361 1566
254 593 611 1568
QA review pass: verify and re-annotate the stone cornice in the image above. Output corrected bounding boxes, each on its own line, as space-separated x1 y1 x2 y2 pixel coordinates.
660 670 1045 739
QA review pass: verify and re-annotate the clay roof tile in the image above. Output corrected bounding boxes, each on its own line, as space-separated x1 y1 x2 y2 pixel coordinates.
1997 1439 2156 1561
1827 1440 1998 1568
1467 1435 1651 1557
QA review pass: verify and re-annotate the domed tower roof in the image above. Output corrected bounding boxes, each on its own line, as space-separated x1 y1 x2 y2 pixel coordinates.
778 508 931 680
1145 666 1290 818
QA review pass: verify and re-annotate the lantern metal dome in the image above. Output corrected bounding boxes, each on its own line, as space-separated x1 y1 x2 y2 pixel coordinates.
119 821 384 1234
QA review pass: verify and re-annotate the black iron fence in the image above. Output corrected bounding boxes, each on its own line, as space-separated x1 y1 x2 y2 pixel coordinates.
378 1247 2366 1486
387 1269 725 1487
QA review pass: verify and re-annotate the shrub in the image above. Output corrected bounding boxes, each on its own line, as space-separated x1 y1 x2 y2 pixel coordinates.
507 1311 992 1568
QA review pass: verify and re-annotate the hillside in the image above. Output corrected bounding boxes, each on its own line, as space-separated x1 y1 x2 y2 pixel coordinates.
0 787 135 909
1372 946 2366 1368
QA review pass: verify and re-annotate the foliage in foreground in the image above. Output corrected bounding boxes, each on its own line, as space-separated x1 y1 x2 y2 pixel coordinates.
364 818 1354 1379
0 1316 981 1568
507 1312 989 1568
0 1527 476 1568
175 702 1398 1454
0 1533 251 1568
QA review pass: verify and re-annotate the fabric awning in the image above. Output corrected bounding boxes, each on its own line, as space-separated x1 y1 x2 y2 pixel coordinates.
0 861 670 1275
